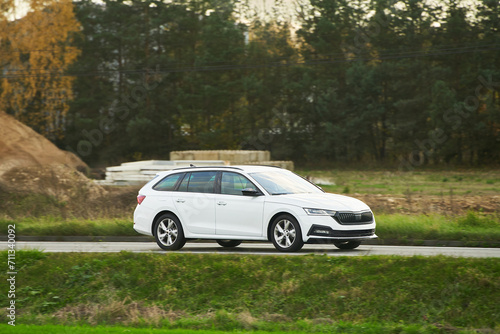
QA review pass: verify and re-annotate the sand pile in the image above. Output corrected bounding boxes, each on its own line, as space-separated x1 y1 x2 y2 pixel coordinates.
0 111 87 176
0 111 107 202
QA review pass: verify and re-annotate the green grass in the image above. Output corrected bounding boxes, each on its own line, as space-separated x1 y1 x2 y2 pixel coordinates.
297 170 500 196
0 217 138 236
376 212 500 245
1 251 499 332
2 212 498 246
0 323 478 334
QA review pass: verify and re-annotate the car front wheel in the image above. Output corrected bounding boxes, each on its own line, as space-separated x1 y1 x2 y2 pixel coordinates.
154 214 186 250
333 240 361 250
271 215 303 252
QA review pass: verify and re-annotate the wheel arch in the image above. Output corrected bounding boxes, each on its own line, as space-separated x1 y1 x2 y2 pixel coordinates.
266 211 299 241
151 210 180 236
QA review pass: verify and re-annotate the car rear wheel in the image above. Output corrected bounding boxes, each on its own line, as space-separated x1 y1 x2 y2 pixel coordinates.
216 240 242 248
271 215 303 252
333 240 361 250
154 214 186 250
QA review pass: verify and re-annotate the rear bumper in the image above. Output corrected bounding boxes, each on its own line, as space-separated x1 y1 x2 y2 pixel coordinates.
133 205 154 236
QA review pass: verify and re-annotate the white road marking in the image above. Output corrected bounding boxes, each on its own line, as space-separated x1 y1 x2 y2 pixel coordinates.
2 242 500 257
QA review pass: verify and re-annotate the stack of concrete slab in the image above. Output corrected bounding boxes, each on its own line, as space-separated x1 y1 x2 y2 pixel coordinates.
98 150 294 186
170 150 271 163
169 150 293 170
97 160 226 186
245 160 294 170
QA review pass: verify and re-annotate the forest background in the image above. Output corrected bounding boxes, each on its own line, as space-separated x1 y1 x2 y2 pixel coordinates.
1 0 499 169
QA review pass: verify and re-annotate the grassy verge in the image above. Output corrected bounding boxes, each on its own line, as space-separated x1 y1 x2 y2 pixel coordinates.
1 212 498 246
376 212 500 245
0 217 137 237
0 323 472 334
1 251 498 332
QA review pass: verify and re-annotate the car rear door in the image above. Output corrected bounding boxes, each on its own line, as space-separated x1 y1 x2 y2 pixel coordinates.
173 171 217 235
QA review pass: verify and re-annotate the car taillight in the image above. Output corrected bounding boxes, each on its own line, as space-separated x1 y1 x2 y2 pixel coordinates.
137 195 146 205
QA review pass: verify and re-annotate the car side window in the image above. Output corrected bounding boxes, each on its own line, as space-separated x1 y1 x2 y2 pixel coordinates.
181 171 217 194
221 172 254 195
153 173 184 191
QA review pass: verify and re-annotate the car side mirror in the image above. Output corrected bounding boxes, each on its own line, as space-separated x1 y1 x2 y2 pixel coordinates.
242 188 261 196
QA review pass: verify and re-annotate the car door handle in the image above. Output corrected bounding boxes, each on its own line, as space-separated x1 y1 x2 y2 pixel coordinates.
217 201 227 206
176 199 185 203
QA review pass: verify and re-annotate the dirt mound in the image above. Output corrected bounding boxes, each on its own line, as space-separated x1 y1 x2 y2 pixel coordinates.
0 111 87 178
0 112 107 216
0 164 141 218
1 165 105 202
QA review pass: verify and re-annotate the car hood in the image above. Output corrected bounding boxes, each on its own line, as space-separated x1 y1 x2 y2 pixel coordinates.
266 193 371 212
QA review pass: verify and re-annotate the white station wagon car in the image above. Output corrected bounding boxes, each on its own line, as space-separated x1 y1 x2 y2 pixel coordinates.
133 165 377 252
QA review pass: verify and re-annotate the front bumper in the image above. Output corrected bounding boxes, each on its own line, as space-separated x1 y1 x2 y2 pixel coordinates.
307 225 377 238
300 213 377 242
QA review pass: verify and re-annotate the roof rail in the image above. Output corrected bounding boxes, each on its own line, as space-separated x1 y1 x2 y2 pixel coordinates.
172 165 244 171
238 164 283 169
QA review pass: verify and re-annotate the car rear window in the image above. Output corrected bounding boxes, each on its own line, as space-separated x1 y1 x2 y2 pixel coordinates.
153 173 184 191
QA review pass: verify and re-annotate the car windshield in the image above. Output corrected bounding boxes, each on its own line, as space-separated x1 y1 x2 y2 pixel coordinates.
250 170 323 195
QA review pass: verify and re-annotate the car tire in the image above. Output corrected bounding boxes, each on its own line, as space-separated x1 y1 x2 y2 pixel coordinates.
271 214 303 252
154 214 186 250
333 240 361 250
216 240 242 248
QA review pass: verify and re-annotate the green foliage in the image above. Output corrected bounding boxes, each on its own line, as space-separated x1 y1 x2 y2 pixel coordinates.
58 0 500 166
0 217 137 236
457 211 498 229
0 252 498 331
0 193 66 218
376 213 500 243
0 323 457 334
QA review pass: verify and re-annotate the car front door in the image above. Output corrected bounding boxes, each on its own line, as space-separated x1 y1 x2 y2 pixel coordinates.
173 171 217 235
215 172 265 237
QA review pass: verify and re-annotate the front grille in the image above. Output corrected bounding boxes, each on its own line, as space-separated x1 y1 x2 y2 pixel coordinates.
334 211 373 225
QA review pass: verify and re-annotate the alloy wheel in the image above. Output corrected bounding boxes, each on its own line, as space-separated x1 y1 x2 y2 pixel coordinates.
274 219 297 248
157 218 178 246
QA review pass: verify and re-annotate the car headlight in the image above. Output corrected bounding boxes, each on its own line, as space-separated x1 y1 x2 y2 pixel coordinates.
303 208 337 216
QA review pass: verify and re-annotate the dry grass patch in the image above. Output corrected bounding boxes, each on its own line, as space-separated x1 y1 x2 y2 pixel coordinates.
53 298 185 326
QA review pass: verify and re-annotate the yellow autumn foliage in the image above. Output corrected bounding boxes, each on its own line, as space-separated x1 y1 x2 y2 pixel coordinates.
0 0 80 140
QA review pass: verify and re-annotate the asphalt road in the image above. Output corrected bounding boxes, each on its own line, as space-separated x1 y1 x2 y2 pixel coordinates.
3 241 500 257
